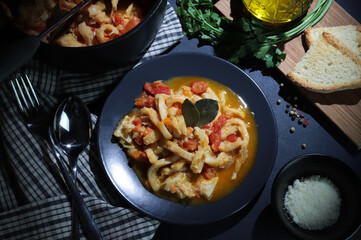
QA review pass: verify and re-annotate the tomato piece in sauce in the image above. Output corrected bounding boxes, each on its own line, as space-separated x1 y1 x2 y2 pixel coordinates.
135 91 155 108
112 14 124 26
132 116 142 130
144 95 155 108
143 82 154 95
191 81 208 94
121 16 141 35
183 138 198 152
202 164 217 180
152 82 171 95
209 115 228 152
144 82 171 95
226 134 238 142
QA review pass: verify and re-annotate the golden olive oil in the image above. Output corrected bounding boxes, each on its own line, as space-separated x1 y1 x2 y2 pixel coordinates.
242 0 313 24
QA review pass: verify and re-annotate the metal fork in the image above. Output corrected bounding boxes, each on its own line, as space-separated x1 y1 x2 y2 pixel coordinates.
10 74 103 240
10 74 51 140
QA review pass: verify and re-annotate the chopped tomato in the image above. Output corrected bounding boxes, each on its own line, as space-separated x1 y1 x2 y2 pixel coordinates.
201 122 212 129
134 91 147 107
132 116 142 132
144 95 155 108
121 16 141 35
134 91 155 108
112 14 124 26
172 102 182 109
152 82 171 95
226 134 238 142
202 165 217 180
134 97 145 108
132 116 142 127
183 138 198 151
191 81 208 94
144 82 154 95
209 130 221 152
143 82 171 95
209 115 228 152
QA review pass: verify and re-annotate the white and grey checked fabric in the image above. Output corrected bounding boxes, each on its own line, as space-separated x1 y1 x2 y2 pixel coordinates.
0 3 183 239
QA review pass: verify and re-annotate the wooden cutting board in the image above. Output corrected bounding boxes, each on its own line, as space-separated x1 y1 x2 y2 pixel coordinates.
215 0 361 149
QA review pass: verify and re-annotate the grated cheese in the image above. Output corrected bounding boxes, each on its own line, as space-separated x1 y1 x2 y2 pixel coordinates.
284 175 341 231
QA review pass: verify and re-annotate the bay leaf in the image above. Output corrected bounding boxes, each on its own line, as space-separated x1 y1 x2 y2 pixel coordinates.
195 99 219 127
182 99 200 127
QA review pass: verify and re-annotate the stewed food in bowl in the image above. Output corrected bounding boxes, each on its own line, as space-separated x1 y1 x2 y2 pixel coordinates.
113 76 258 204
15 0 152 46
0 0 167 71
97 53 277 224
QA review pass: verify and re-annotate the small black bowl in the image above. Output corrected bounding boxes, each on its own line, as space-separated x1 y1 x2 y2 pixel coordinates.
271 153 361 240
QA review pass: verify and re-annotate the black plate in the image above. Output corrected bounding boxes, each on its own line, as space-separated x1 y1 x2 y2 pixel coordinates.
97 53 278 225
271 154 361 240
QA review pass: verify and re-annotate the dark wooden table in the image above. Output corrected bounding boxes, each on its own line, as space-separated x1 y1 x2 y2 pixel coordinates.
153 0 361 239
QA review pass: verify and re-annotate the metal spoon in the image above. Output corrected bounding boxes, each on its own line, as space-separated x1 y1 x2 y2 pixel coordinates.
53 96 92 239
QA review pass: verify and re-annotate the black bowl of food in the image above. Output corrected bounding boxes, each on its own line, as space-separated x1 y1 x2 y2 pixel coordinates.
271 153 361 240
0 0 166 72
97 53 278 224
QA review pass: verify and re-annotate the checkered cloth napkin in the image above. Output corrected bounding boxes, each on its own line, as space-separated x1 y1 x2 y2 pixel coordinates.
0 3 183 239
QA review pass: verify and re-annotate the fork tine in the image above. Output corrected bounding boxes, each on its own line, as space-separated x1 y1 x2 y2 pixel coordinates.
10 79 26 114
10 74 39 116
26 74 40 107
22 74 40 109
15 75 30 113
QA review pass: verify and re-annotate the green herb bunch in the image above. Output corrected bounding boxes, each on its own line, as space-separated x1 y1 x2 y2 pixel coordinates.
176 0 333 68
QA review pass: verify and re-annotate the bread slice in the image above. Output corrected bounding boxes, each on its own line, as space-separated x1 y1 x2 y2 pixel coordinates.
305 25 361 60
288 32 361 92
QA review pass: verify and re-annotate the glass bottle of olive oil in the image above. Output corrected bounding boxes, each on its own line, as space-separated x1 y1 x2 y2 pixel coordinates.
242 0 313 24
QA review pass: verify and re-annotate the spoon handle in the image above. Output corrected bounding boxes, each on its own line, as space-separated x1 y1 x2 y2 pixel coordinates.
71 204 80 240
46 131 103 240
55 152 103 240
69 155 80 240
